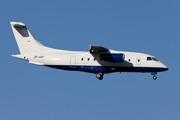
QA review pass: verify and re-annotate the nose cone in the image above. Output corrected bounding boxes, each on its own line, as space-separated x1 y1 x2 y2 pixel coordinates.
161 63 168 71
163 66 168 71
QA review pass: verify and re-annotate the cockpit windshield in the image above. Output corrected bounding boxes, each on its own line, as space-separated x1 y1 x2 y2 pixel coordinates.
152 57 159 61
147 57 159 61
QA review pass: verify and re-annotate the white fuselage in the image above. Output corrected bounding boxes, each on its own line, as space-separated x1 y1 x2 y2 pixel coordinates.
15 49 167 74
10 21 168 79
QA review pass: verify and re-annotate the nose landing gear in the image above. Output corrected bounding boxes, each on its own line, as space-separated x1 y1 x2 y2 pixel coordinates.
151 71 157 80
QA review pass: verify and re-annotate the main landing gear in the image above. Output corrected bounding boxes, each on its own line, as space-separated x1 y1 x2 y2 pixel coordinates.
151 71 157 80
96 72 104 80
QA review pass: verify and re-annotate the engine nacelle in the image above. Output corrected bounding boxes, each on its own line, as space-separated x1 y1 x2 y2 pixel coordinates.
100 53 125 62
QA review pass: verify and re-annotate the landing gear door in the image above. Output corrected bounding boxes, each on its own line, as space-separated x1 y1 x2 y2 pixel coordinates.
70 56 76 68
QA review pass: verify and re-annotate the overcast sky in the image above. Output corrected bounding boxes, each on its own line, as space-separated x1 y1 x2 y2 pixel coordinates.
0 0 180 120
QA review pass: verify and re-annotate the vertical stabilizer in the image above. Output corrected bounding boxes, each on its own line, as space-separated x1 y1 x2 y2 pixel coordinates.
10 22 43 54
11 22 71 55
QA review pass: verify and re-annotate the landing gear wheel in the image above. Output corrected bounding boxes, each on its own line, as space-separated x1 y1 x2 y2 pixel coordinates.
96 72 103 80
153 76 157 80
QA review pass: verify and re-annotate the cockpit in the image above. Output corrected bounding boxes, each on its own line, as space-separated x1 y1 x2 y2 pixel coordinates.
147 57 159 61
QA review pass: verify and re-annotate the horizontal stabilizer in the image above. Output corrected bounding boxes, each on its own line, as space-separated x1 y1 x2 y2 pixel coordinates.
12 22 26 28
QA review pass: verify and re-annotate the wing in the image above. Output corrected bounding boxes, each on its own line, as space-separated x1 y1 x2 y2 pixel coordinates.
89 45 110 54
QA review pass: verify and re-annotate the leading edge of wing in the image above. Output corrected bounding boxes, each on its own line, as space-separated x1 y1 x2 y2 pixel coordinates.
89 45 110 54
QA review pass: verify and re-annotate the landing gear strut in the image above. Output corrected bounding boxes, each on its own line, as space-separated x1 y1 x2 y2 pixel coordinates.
96 72 103 80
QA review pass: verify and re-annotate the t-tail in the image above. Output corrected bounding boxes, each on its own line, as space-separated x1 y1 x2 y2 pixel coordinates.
10 22 69 60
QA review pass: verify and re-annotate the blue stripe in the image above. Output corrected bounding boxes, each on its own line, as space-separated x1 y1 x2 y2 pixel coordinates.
46 65 168 73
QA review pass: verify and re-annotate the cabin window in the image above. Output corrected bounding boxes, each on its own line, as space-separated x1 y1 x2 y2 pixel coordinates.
81 58 83 61
88 58 90 61
128 59 131 62
138 59 140 62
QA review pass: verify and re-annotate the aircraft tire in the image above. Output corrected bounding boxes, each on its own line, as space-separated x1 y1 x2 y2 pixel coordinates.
153 76 157 80
96 72 103 80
